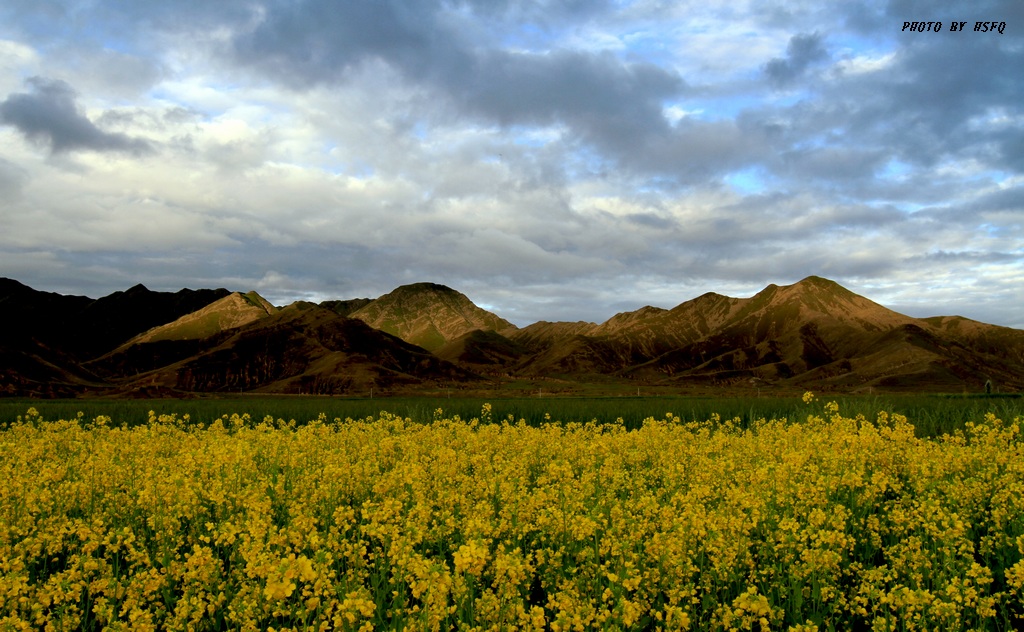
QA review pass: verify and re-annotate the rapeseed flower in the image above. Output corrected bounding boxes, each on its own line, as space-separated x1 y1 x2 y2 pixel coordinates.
1 404 1022 629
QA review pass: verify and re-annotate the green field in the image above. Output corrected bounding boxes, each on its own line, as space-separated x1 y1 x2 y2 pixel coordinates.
3 393 1021 437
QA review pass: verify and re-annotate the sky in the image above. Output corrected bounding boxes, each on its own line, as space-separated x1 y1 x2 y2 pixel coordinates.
1 1 1022 328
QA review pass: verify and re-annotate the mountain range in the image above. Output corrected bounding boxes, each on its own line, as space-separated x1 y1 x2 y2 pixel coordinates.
2 275 1022 397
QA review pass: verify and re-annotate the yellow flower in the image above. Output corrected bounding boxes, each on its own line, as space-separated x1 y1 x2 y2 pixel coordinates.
264 576 295 601
453 539 489 576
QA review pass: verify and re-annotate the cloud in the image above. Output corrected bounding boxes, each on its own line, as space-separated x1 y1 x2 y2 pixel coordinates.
0 77 153 155
228 0 685 173
230 0 464 87
0 0 1022 330
0 158 28 201
764 32 828 86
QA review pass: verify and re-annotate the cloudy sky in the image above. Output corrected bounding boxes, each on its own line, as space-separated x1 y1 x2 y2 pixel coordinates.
1 1 1022 328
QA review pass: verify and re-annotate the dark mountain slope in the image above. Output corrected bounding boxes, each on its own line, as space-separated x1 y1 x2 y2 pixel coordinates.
0 278 231 357
510 321 598 351
321 298 374 317
73 284 232 357
435 329 530 372
0 279 230 396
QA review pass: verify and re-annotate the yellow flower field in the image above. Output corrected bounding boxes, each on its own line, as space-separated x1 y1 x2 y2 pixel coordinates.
1 398 1023 631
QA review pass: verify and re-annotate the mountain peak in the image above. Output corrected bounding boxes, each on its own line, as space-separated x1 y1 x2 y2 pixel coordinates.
746 276 853 305
393 282 458 293
797 275 832 284
240 290 277 312
351 282 518 352
117 290 278 348
791 275 848 292
779 276 865 307
726 276 916 340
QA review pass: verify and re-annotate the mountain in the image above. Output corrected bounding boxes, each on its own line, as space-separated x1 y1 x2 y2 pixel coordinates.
613 277 921 383
349 282 518 352
0 278 232 356
3 275 1024 397
920 315 1024 363
435 329 530 373
512 334 624 377
0 278 94 349
0 343 107 398
117 291 278 348
320 298 374 317
516 276 1024 392
0 278 230 396
0 279 95 396
113 303 477 395
510 321 599 350
72 284 234 357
